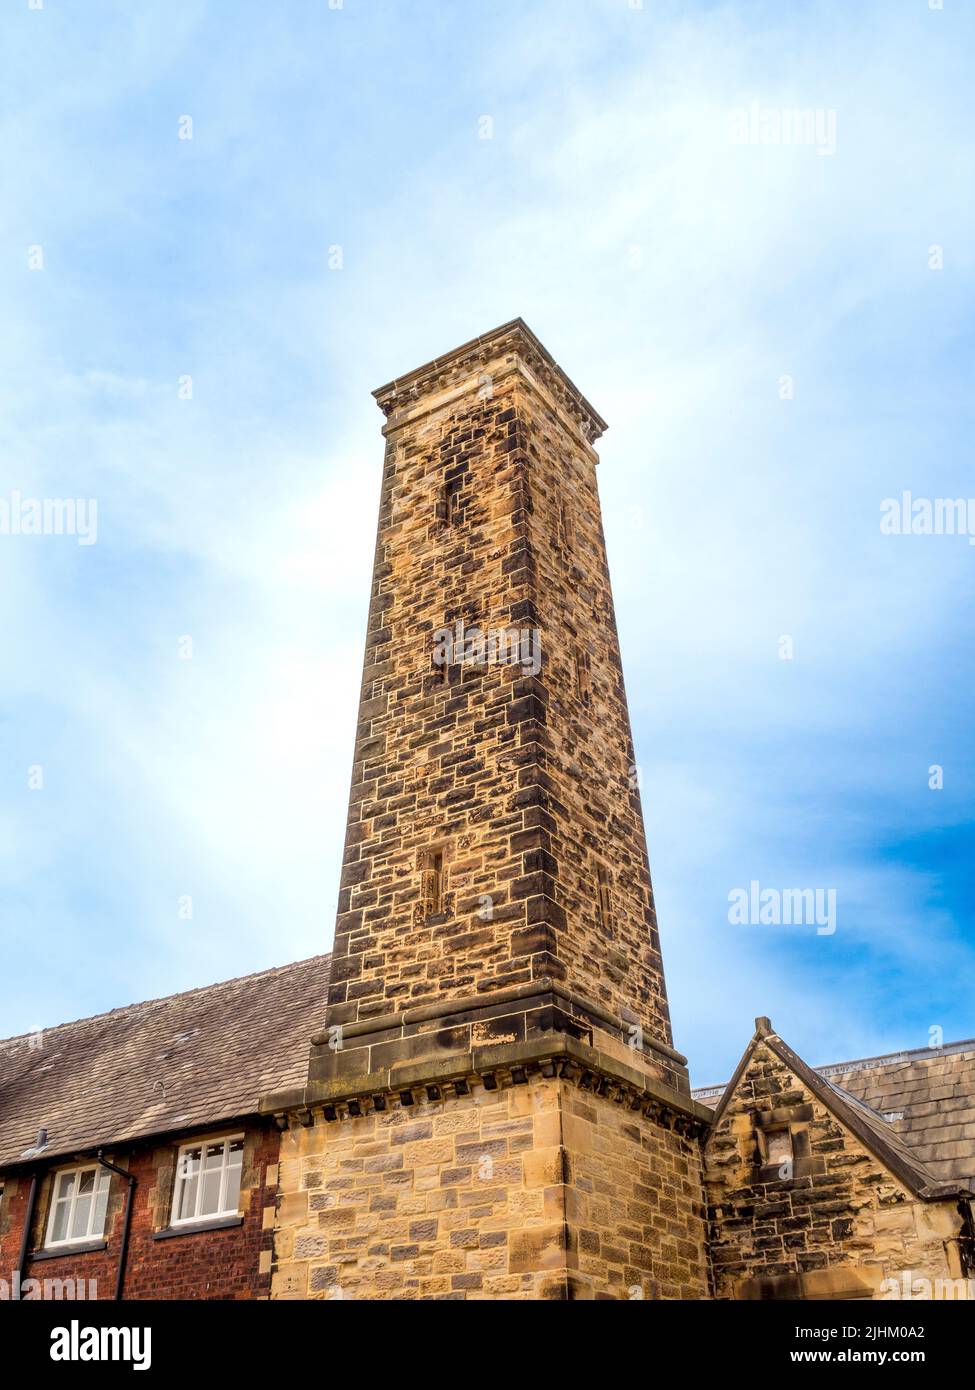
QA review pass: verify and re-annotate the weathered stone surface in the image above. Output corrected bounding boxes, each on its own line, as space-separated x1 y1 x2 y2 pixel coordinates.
318 319 673 1046
269 321 709 1300
273 1071 709 1300
703 1036 971 1300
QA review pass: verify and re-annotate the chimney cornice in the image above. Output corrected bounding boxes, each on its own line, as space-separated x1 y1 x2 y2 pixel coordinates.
372 317 608 446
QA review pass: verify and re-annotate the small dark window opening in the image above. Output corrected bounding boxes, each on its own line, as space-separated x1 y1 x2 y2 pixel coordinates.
596 862 613 935
432 650 449 685
418 849 444 918
574 646 592 706
443 479 462 527
559 498 575 551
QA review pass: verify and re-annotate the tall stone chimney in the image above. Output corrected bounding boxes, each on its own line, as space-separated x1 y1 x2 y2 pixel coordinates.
262 320 711 1300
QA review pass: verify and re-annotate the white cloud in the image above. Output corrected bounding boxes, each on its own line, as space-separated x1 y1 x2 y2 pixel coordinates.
1 0 972 1077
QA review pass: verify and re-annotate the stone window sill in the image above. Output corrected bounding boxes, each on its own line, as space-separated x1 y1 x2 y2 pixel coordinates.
31 1240 108 1262
153 1215 243 1241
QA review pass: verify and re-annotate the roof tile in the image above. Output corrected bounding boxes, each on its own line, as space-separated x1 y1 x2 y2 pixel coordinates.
0 955 329 1168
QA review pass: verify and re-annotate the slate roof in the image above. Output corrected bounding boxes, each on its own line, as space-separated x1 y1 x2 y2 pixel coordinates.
694 1029 975 1193
0 955 330 1170
822 1040 975 1186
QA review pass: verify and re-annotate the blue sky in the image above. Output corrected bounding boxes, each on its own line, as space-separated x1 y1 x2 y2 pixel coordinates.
1 0 973 1085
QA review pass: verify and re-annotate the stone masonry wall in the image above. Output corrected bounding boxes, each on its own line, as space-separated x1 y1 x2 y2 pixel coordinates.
328 372 540 1023
277 323 711 1303
513 378 671 1043
704 1039 971 1299
270 1071 709 1300
559 1080 709 1298
327 325 673 1053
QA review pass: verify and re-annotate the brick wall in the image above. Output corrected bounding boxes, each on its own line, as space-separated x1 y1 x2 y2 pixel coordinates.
0 1120 278 1301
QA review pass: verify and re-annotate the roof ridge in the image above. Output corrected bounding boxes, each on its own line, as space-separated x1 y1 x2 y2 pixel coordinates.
816 1037 975 1076
760 1031 964 1198
0 952 331 1048
693 1034 975 1096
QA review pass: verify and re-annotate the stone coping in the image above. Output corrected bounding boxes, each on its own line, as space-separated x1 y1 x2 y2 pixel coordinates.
310 975 688 1067
260 1033 714 1134
372 318 608 446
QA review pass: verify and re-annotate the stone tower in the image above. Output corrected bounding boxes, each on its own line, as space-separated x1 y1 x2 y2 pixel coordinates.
262 320 712 1300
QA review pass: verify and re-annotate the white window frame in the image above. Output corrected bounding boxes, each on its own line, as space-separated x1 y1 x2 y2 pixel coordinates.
44 1163 111 1248
170 1134 244 1226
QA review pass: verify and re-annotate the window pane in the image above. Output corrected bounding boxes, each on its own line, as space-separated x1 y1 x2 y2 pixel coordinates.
177 1173 199 1220
223 1161 242 1214
176 1147 201 1220
70 1192 93 1240
201 1165 224 1214
228 1139 243 1164
50 1199 70 1244
55 1171 75 1202
77 1168 95 1196
204 1142 225 1169
180 1147 202 1179
92 1174 110 1236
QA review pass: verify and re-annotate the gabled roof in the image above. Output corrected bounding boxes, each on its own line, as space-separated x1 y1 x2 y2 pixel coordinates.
700 1020 973 1201
0 955 330 1169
